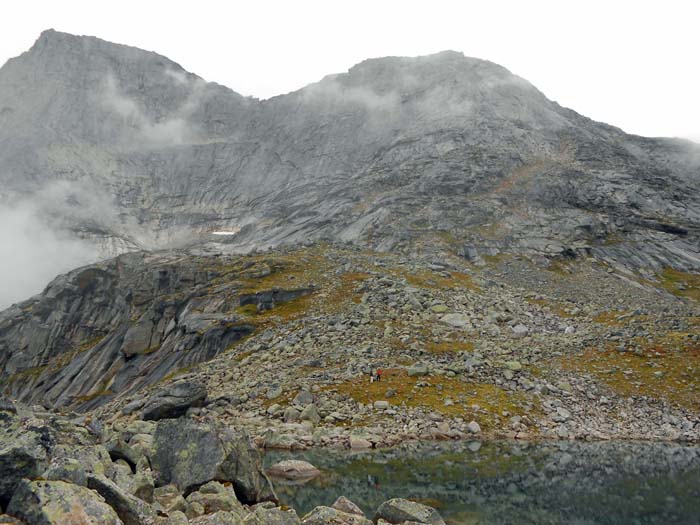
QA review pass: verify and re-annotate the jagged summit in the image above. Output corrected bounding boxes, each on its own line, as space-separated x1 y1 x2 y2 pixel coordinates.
29 28 190 70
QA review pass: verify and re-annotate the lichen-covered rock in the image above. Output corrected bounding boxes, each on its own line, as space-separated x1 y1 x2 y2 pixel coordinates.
7 479 123 525
151 418 276 503
141 381 208 421
243 505 301 525
153 484 187 514
0 515 24 524
51 444 113 478
374 498 445 525
189 511 245 525
0 418 54 507
301 506 372 525
86 473 155 525
42 458 88 486
161 510 188 525
185 481 246 516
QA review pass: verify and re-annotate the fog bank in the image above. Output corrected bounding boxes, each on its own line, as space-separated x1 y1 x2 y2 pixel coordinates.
0 190 102 310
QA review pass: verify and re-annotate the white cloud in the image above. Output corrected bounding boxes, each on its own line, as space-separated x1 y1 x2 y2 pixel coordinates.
101 74 201 147
0 190 101 309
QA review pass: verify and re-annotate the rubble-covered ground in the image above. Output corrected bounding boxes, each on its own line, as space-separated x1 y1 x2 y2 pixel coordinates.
66 243 700 447
2 243 700 524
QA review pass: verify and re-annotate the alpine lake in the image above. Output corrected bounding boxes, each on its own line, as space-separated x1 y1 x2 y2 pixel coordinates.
265 440 700 525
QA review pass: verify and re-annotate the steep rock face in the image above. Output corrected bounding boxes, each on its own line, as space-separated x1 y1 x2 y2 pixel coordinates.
0 250 313 408
0 31 698 271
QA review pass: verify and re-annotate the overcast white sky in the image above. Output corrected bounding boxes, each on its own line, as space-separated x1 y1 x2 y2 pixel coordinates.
1 0 698 142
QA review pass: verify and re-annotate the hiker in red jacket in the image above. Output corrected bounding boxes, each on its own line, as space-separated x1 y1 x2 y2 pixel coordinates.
376 368 382 382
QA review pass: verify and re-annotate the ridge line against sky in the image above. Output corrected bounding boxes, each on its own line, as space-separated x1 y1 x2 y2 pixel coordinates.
0 0 698 142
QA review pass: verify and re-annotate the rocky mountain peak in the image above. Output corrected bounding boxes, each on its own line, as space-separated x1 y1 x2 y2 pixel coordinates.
0 31 698 295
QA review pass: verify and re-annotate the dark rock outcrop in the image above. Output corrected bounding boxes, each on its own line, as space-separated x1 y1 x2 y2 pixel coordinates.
0 398 16 414
140 381 207 421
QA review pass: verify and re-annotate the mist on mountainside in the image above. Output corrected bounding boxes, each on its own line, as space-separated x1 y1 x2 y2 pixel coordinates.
0 186 102 309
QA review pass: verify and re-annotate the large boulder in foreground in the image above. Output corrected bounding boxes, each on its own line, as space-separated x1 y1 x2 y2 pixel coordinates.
7 479 123 524
301 506 372 525
375 498 445 525
0 417 54 508
141 381 207 421
151 418 276 504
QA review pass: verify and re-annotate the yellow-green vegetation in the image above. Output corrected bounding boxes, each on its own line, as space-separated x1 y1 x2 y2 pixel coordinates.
232 252 370 324
424 340 474 354
482 253 512 266
526 297 575 318
7 365 47 384
659 267 700 301
262 388 295 409
390 267 479 292
235 303 259 316
158 365 194 384
75 376 114 403
545 259 574 276
328 369 537 430
77 335 106 352
257 294 316 321
592 310 630 326
6 334 107 385
562 337 700 410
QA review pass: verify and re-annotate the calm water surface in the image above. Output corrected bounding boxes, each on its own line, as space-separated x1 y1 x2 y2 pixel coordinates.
264 440 700 525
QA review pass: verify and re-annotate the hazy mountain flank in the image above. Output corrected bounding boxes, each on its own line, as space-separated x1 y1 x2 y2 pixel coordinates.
1 29 699 273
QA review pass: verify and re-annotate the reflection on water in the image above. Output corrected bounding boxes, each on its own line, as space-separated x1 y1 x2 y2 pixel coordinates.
264 441 700 525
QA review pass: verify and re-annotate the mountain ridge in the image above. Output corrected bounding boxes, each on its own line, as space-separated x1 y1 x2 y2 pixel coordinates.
0 30 699 290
